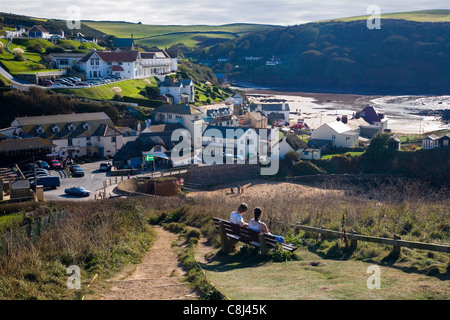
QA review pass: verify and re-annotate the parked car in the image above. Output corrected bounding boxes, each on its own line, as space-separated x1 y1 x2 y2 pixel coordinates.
30 176 60 189
70 165 85 177
99 162 112 172
64 186 91 197
40 80 53 87
50 159 62 169
23 168 49 176
36 160 50 170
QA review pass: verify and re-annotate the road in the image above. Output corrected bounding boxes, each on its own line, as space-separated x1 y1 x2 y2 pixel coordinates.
42 160 188 202
43 160 113 201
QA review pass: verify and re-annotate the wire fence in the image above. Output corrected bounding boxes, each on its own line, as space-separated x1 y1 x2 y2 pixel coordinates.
0 208 68 258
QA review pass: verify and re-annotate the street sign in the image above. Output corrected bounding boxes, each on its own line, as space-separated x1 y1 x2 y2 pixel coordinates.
146 155 154 162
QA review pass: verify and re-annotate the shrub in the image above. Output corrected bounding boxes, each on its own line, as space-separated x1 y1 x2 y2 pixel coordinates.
270 245 299 262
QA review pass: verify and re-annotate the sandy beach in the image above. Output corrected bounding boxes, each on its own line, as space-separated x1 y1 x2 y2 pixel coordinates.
241 88 450 134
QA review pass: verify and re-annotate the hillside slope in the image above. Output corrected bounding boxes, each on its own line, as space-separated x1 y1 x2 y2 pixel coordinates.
200 19 450 94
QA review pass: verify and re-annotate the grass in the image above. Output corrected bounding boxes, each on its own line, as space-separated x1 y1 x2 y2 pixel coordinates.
0 40 59 75
57 40 104 51
0 198 157 300
200 245 449 300
52 78 158 100
321 151 365 160
0 213 23 231
84 22 279 48
194 82 232 104
324 9 450 23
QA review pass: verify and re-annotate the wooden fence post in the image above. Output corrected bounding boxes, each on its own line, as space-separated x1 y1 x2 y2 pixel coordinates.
320 226 326 242
350 230 358 250
258 233 270 255
393 234 401 255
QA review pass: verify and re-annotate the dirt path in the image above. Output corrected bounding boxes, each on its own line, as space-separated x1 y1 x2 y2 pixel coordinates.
98 226 199 300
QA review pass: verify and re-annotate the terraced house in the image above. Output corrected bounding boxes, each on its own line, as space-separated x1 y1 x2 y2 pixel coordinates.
78 50 177 80
10 112 133 159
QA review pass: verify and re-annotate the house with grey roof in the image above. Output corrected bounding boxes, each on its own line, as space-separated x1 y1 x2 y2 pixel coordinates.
310 121 359 148
158 78 195 104
248 102 290 124
11 112 128 159
422 133 450 149
113 132 192 169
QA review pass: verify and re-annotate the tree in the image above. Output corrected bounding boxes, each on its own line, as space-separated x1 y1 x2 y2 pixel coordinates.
145 86 160 100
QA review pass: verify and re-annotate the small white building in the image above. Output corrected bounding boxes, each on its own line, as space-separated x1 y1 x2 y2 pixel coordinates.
47 53 86 69
158 78 195 104
28 25 50 39
311 121 359 148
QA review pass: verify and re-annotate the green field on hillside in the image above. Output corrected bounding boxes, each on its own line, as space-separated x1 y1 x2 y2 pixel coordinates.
84 22 279 48
52 78 158 100
326 9 450 23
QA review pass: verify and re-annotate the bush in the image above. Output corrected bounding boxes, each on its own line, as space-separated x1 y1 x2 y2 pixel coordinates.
270 245 299 262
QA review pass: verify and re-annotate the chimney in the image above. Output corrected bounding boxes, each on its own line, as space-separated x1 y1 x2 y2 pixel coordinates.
282 102 286 111
137 122 142 133
378 113 384 120
355 112 361 119
342 115 348 124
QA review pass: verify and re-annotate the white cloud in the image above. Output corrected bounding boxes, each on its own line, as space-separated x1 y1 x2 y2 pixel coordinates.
1 0 448 25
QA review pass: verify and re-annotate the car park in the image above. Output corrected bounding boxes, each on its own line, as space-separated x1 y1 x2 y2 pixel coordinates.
64 186 91 197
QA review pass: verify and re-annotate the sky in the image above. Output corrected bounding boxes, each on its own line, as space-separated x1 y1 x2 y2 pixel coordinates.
1 0 449 25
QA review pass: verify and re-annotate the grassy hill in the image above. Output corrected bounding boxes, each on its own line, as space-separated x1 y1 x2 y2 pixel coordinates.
200 18 450 94
325 9 450 23
83 21 280 49
0 12 106 37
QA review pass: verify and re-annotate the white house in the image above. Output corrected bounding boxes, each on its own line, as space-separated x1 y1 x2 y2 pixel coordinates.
11 112 127 159
158 78 194 104
28 25 50 39
311 121 359 148
78 50 177 80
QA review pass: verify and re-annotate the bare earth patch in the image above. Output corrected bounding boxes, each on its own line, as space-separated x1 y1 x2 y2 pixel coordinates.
95 226 199 300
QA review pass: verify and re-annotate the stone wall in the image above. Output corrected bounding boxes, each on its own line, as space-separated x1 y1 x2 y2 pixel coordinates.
186 164 261 186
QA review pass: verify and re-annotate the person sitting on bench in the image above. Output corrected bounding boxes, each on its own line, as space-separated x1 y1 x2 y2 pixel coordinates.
230 203 249 227
248 207 285 244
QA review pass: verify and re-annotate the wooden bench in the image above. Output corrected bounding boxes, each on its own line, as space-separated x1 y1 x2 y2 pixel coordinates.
213 217 297 255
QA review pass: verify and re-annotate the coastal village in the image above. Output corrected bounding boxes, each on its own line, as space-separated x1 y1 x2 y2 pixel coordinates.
0 13 449 303
0 25 449 202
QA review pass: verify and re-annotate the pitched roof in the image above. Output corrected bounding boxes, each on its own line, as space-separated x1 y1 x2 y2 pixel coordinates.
0 137 54 152
360 105 384 123
113 38 134 48
110 65 124 71
152 104 202 115
158 78 193 88
80 51 140 63
114 132 177 162
29 25 49 33
146 123 185 133
284 135 308 151
140 51 169 59
249 103 290 112
14 112 112 127
14 113 118 140
325 121 354 134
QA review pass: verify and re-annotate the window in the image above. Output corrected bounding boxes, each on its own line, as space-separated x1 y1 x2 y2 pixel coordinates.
154 146 162 152
36 127 44 135
107 62 112 65
118 61 123 65
332 135 336 140
90 58 100 66
68 124 75 132
52 125 59 133
346 136 350 141
168 115 173 119
111 136 116 143
68 139 73 147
